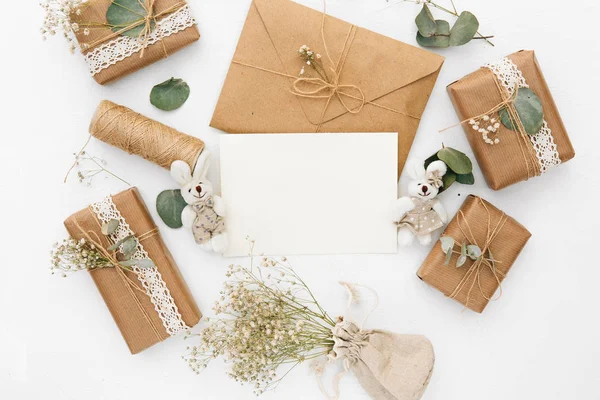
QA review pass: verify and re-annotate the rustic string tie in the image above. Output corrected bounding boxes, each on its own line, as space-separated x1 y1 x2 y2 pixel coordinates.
448 198 508 309
81 0 188 59
230 0 420 132
75 215 163 340
439 77 540 179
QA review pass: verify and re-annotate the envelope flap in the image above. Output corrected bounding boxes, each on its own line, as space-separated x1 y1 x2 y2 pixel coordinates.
253 0 444 125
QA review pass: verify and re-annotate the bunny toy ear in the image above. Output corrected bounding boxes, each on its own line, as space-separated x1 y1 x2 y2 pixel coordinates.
406 159 426 180
192 149 211 180
426 160 448 177
171 160 192 186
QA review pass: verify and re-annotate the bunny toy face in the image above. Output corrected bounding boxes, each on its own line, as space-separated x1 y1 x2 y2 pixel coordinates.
183 179 214 205
406 160 447 201
171 152 213 205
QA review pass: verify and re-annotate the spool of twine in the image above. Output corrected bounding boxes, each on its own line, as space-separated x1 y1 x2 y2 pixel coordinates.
89 100 204 170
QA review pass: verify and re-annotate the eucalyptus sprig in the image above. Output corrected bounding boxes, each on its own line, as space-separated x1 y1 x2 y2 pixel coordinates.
183 241 336 395
440 236 495 268
51 219 154 277
424 145 474 193
402 0 494 48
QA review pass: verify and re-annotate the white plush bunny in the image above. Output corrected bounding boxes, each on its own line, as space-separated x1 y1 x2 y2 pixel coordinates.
170 150 228 253
394 159 449 246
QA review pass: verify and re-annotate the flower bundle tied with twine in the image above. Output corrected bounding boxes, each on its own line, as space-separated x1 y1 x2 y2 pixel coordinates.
184 242 435 400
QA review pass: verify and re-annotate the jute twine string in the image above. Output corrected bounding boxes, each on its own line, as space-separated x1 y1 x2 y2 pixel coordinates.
231 0 421 132
89 101 204 170
440 72 541 179
448 197 509 309
77 0 187 59
75 208 163 341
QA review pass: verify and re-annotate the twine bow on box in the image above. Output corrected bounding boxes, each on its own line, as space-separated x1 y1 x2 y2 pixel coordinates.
79 0 187 57
442 197 509 308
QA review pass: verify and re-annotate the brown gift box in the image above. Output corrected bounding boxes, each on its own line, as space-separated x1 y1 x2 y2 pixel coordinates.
417 195 531 313
447 50 575 190
210 0 444 175
72 0 200 85
64 187 201 354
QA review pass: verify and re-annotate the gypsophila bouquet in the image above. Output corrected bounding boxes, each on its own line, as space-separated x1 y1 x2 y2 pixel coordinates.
50 218 154 277
40 0 86 53
50 238 112 276
183 245 337 395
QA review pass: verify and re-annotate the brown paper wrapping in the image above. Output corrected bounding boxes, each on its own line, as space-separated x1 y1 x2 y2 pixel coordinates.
210 0 444 175
89 100 205 170
417 195 531 313
64 187 201 354
447 50 575 190
72 0 200 85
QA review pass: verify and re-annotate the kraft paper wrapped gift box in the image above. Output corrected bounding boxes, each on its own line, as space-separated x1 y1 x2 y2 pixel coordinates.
210 0 445 175
64 187 201 354
72 0 200 85
447 50 575 190
417 195 531 313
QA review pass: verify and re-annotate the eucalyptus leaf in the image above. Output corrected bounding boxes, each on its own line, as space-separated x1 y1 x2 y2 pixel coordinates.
439 170 456 193
440 236 455 254
415 4 437 37
106 0 154 38
449 11 479 46
438 147 473 175
150 78 191 111
466 245 482 260
444 248 453 266
416 20 450 48
156 189 188 229
107 234 135 252
135 259 155 269
119 260 138 267
455 172 475 185
121 237 138 258
499 88 544 135
101 219 120 236
456 255 467 268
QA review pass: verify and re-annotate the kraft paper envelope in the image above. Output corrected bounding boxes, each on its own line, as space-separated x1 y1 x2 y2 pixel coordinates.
220 133 399 257
210 0 445 175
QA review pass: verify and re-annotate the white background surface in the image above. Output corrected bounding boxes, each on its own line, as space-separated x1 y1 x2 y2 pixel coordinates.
2 0 599 399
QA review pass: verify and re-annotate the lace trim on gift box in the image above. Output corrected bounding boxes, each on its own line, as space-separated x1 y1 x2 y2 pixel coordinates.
484 57 561 174
84 5 196 76
91 196 188 336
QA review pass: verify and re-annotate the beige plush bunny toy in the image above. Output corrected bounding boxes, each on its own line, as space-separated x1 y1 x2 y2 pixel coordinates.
394 159 448 246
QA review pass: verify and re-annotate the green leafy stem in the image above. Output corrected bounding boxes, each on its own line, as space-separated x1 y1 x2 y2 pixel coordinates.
440 236 497 268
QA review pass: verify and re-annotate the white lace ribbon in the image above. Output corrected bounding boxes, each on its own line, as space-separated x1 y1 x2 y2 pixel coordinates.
84 5 196 76
484 57 561 174
91 196 188 336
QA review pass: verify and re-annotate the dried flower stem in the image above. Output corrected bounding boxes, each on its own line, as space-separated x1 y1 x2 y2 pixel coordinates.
64 136 131 186
184 242 336 395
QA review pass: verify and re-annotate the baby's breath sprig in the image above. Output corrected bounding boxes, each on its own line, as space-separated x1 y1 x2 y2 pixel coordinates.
64 136 131 187
40 0 86 53
50 238 112 277
183 243 336 395
297 45 325 78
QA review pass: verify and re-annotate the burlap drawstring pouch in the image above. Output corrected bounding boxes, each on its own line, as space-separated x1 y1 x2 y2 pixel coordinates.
316 284 435 400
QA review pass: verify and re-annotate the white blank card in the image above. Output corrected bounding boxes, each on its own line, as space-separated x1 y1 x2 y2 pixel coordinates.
220 133 398 257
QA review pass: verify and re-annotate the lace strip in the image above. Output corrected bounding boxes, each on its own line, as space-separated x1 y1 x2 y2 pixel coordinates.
484 57 561 174
91 196 188 336
84 5 196 76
